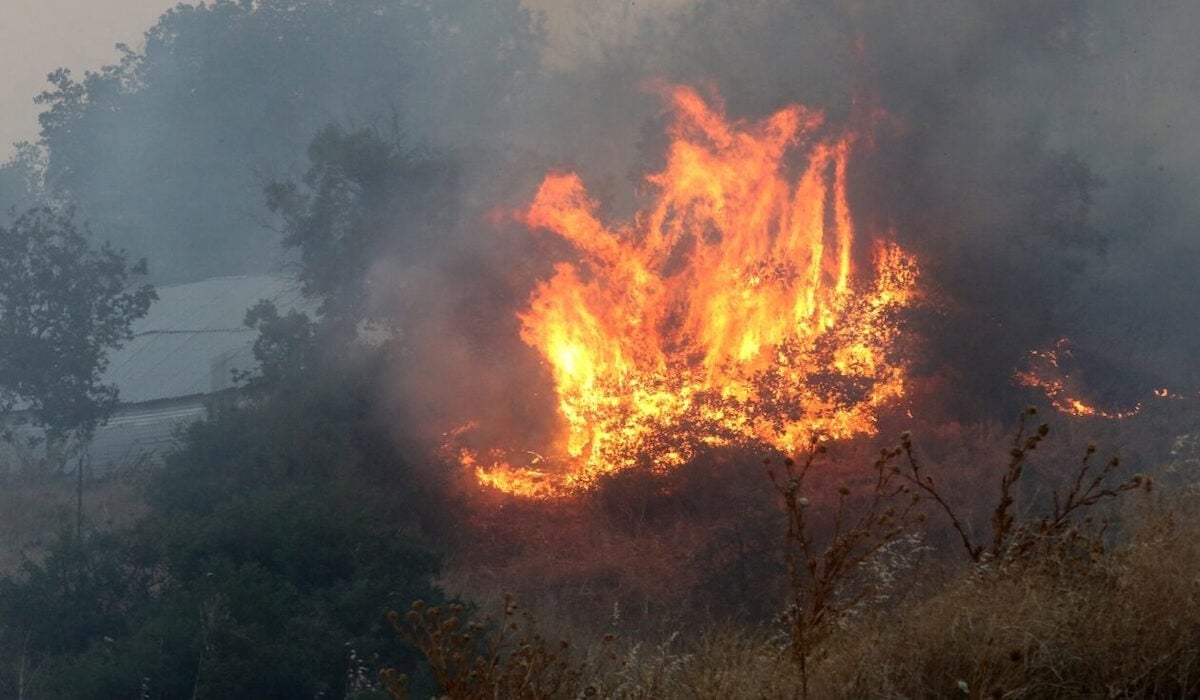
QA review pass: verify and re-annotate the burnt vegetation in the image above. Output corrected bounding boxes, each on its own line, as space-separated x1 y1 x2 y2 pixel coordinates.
0 0 1199 698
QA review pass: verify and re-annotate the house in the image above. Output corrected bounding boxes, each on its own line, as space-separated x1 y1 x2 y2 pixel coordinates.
3 275 307 475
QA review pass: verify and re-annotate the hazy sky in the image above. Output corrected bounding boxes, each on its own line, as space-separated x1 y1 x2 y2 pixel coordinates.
0 0 702 161
1 0 176 159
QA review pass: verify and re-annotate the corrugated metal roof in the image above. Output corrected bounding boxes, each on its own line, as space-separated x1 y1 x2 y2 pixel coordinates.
103 275 308 404
0 399 206 476
2 276 310 475
86 401 207 471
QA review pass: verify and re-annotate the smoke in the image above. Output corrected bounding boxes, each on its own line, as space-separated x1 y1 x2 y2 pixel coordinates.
5 0 1196 442
1039 3 1200 389
465 0 1200 417
9 0 541 283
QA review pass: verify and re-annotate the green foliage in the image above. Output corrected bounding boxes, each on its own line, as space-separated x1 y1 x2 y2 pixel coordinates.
0 492 441 699
0 303 443 696
0 50 480 690
238 299 319 392
0 142 46 214
0 207 154 456
149 349 400 516
265 124 458 326
0 527 155 659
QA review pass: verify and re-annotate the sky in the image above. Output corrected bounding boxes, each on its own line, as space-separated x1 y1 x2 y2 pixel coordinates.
0 0 178 159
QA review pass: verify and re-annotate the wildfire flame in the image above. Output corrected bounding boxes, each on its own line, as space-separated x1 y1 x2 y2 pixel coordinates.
466 84 918 498
1014 338 1142 419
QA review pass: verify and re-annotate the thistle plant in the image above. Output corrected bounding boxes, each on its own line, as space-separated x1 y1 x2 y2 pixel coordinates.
382 595 584 700
766 437 924 698
896 407 1150 564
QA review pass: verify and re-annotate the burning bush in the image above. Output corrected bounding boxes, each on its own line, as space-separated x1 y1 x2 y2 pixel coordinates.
459 84 918 498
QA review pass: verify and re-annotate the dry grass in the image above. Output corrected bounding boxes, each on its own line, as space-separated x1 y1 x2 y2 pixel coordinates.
403 414 1200 699
792 491 1200 698
414 493 1200 699
0 471 147 572
672 495 1200 699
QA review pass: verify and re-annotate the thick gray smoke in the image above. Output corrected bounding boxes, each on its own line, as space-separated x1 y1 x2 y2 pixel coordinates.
3 0 1196 431
495 0 1200 413
3 0 541 283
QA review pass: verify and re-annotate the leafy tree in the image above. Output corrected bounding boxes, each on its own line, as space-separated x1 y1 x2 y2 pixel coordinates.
0 142 48 214
0 207 155 467
265 124 459 327
0 333 446 697
238 299 319 392
149 352 401 517
31 0 539 283
0 527 156 661
0 494 441 699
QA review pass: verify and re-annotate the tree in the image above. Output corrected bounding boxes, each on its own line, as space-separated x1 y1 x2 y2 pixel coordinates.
265 124 459 328
31 0 540 283
0 207 155 467
0 491 442 698
237 299 319 393
0 142 48 215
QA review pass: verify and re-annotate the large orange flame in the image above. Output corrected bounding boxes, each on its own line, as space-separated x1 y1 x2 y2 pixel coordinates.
465 85 918 498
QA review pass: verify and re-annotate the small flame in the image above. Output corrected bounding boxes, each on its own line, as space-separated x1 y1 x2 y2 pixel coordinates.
463 85 918 497
1014 338 1142 419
